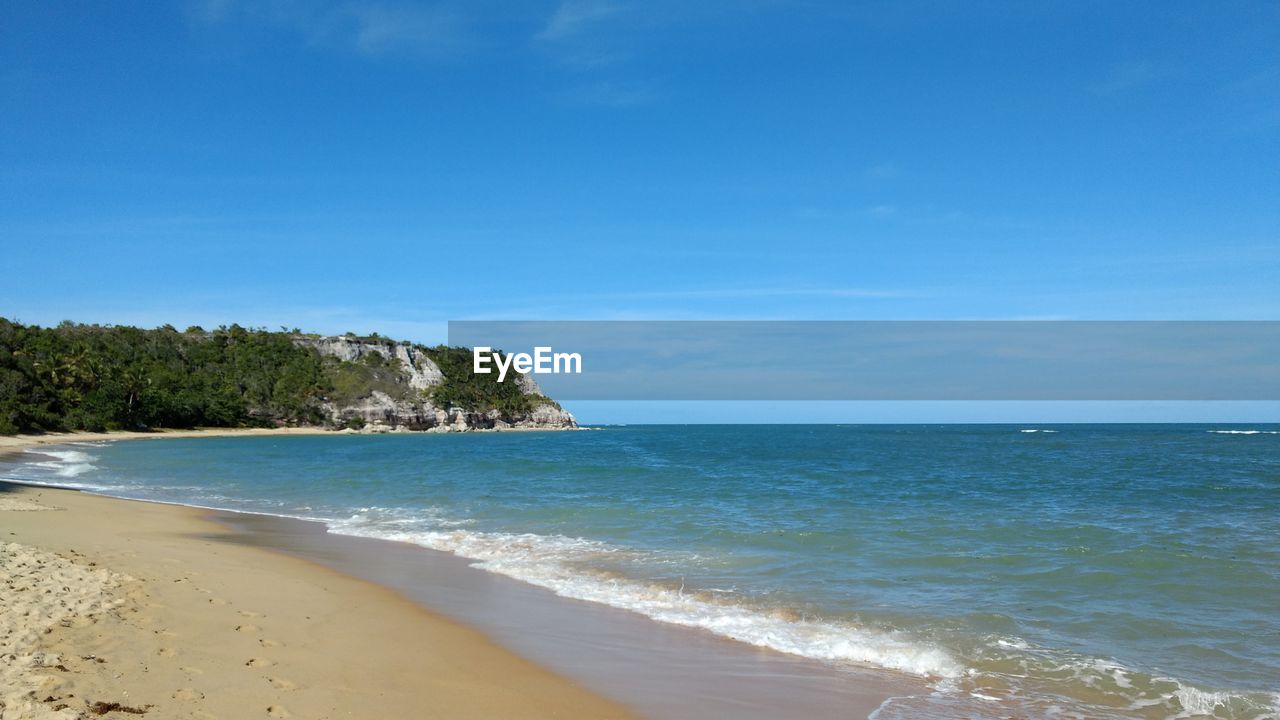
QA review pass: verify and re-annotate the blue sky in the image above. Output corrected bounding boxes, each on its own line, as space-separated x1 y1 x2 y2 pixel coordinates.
2 2 1277 421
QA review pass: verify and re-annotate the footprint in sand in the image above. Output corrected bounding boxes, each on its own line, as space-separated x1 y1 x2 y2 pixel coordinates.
245 658 275 668
266 705 291 718
258 639 281 648
180 666 204 676
157 648 177 658
173 688 205 701
235 624 261 634
266 677 297 690
208 597 229 606
237 610 262 618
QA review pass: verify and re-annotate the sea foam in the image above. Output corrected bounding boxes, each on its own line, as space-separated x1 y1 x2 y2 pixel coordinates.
23 448 99 478
1208 430 1279 435
328 508 963 679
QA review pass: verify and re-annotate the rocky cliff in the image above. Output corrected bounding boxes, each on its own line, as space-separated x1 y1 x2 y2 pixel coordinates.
293 336 577 433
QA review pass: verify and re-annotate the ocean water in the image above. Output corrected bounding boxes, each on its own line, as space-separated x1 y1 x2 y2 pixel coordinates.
5 425 1279 719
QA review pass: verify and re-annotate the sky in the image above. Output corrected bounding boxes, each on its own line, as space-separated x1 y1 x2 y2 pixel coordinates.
2 1 1277 422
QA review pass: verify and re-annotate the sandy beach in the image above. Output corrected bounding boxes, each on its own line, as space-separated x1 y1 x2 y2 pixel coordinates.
0 446 635 719
0 428 336 457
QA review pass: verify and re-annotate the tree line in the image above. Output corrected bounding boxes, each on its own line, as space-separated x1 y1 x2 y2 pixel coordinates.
0 319 551 434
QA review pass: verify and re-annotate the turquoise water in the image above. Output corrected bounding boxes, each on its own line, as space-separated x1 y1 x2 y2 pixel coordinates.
7 425 1279 719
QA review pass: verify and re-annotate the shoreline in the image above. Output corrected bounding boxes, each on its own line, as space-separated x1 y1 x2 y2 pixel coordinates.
4 430 920 719
0 480 636 719
0 427 336 458
208 510 920 720
0 424 580 459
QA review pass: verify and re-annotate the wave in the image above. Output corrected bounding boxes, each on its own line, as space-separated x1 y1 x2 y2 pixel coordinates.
22 448 100 478
867 639 1280 720
27 449 95 463
328 507 1280 718
944 638 1280 720
328 508 963 679
1019 429 1058 433
872 682 1280 720
1208 430 1279 435
1166 682 1280 719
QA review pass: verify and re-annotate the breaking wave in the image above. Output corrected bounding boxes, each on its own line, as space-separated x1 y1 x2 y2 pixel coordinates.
21 448 100 478
328 507 963 679
1208 430 1279 435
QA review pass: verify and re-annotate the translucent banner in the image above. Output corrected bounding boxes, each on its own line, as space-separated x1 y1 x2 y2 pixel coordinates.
446 321 1280 400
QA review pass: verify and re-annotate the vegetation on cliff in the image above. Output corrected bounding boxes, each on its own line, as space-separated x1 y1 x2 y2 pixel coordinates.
427 347 560 418
0 318 555 434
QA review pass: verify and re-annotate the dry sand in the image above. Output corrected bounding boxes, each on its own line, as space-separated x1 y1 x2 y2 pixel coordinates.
0 472 635 719
0 428 334 457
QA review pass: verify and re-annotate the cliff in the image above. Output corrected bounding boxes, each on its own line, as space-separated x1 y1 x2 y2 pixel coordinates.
293 336 577 433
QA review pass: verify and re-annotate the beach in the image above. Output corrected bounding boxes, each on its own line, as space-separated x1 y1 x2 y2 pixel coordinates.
0 435 636 719
0 429 336 456
0 430 914 720
3 426 1276 719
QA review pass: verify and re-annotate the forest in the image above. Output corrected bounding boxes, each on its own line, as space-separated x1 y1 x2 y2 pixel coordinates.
0 318 549 434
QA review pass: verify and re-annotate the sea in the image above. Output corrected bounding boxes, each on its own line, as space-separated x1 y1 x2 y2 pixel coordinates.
4 424 1278 719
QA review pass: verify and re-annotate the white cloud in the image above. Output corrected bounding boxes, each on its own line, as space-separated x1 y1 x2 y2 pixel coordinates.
576 286 923 301
190 0 470 57
539 0 624 41
348 4 463 55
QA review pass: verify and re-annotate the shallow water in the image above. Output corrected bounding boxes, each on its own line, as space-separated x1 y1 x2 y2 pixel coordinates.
6 424 1279 719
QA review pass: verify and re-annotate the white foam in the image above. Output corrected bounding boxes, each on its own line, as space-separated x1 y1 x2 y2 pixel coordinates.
1172 684 1232 717
1019 429 1058 433
995 637 1030 650
22 448 99 477
327 512 963 679
968 636 1280 719
1161 681 1280 720
1208 430 1279 435
28 449 95 463
31 461 97 478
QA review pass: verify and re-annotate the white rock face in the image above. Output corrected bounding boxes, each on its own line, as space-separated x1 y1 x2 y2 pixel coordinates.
294 336 576 432
517 403 578 429
516 373 544 395
296 337 444 390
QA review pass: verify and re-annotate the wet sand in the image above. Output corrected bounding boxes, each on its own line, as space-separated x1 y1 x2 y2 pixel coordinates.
210 511 925 720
